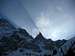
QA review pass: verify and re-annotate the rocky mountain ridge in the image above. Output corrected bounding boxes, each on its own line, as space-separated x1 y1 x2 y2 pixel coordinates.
0 17 75 56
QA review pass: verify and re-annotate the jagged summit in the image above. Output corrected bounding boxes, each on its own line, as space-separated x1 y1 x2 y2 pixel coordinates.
35 32 46 41
17 28 31 36
15 28 33 41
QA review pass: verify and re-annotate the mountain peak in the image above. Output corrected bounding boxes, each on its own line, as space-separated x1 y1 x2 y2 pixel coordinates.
17 28 29 36
35 32 46 41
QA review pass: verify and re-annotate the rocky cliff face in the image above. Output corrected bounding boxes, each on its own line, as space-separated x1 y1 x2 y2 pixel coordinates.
0 17 75 56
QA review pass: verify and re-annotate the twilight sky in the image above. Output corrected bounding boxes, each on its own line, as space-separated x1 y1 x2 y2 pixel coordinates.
0 0 75 41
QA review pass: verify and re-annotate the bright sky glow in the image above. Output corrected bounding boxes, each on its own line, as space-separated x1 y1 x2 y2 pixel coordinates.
0 0 75 41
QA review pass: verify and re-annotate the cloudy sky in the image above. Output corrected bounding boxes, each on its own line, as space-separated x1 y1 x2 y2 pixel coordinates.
0 0 75 41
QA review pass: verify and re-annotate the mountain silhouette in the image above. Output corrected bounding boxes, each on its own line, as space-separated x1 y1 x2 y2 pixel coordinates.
0 17 16 38
34 32 46 42
0 17 75 56
12 28 33 42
